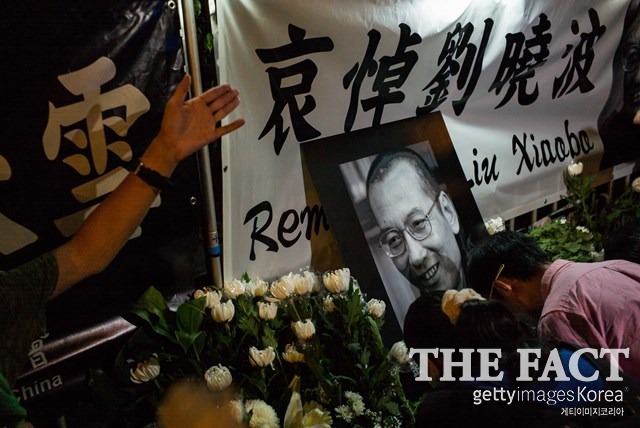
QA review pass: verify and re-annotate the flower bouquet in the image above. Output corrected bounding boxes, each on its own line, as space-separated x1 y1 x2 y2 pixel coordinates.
88 268 417 427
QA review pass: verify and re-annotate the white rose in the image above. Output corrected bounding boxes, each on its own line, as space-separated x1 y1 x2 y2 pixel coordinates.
282 343 305 363
249 346 276 369
322 268 350 294
211 300 235 323
130 353 160 384
292 319 316 340
271 273 296 299
632 177 640 193
246 278 269 297
366 298 386 319
389 341 411 365
567 160 583 176
223 279 246 299
245 399 280 428
257 301 278 320
204 364 232 392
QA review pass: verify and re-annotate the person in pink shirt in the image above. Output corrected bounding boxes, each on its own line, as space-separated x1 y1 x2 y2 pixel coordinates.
466 230 640 383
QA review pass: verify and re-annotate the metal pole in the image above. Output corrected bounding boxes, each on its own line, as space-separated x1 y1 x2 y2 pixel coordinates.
178 0 223 287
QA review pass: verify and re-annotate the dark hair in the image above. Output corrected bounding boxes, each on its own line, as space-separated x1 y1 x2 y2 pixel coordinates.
366 148 470 273
466 231 549 295
456 299 543 384
403 291 457 350
604 220 640 264
366 148 441 198
456 299 524 353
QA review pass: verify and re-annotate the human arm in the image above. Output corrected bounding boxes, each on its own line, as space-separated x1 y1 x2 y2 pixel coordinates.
51 75 245 297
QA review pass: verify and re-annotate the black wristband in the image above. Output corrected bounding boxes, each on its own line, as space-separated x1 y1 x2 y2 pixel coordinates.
130 160 174 191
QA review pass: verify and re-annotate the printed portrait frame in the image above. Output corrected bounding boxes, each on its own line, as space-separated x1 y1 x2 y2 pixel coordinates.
301 112 486 340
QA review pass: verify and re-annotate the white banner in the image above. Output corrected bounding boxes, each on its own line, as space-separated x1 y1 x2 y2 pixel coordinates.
218 0 630 280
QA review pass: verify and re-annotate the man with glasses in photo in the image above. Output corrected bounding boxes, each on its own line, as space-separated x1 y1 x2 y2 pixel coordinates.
366 148 467 295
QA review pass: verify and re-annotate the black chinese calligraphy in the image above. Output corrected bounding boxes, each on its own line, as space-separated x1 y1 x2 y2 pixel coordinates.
490 14 552 108
418 19 494 117
256 24 334 155
553 8 606 99
344 23 421 132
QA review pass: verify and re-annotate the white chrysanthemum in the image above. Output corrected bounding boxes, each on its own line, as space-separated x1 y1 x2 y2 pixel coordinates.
576 225 590 234
223 279 246 299
484 217 506 235
130 354 160 384
303 271 322 293
193 288 222 308
323 268 350 293
366 298 386 319
292 319 316 340
441 288 485 325
323 295 336 313
271 273 296 299
293 272 314 295
344 391 365 416
567 160 583 176
335 405 353 423
389 341 411 365
249 346 276 369
228 399 246 425
282 343 305 363
633 177 640 193
211 300 235 323
245 399 280 428
204 364 232 391
246 277 269 297
257 301 278 320
302 406 333 427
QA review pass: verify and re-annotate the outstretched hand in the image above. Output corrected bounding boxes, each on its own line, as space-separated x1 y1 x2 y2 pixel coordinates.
152 74 245 166
51 75 244 296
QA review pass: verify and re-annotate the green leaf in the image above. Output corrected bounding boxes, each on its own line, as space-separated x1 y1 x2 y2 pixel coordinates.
204 33 213 53
129 287 177 342
133 287 170 327
175 330 206 355
176 298 206 334
193 331 206 357
347 342 362 352
129 308 176 343
193 0 202 16
0 372 27 422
